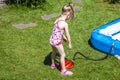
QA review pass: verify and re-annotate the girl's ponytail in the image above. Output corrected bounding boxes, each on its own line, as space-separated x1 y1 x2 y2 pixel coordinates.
62 2 74 19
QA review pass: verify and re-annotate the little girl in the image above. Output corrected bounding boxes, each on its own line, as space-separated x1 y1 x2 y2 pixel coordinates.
49 2 74 75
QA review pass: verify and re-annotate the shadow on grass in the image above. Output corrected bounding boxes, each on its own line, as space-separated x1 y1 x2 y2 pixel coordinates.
43 52 52 66
88 39 96 49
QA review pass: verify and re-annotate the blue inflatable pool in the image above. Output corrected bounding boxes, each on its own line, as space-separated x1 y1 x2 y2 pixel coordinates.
90 18 120 57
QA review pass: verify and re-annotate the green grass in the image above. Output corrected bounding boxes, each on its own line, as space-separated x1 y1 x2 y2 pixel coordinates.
0 0 120 80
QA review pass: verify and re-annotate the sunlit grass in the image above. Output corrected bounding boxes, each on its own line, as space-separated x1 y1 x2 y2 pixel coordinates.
0 0 120 80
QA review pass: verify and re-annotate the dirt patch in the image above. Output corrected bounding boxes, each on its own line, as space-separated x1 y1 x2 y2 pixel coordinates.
13 23 37 29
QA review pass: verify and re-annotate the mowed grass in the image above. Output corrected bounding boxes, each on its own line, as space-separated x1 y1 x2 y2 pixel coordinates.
0 0 120 80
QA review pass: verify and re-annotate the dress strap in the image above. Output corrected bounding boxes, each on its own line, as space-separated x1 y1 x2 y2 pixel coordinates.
54 19 65 28
54 19 64 25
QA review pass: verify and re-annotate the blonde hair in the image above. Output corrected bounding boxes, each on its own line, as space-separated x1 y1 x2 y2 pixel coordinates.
62 2 74 19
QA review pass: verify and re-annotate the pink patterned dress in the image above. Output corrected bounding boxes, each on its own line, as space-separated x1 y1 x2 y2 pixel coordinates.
50 19 64 46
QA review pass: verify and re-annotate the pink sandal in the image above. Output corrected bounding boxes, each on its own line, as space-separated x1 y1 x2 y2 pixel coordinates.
50 63 59 69
61 69 73 75
50 64 56 69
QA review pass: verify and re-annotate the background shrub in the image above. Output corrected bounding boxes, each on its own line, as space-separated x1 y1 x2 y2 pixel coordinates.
6 0 46 8
104 0 120 4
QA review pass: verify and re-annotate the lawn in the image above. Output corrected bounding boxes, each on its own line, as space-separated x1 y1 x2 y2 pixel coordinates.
0 0 120 80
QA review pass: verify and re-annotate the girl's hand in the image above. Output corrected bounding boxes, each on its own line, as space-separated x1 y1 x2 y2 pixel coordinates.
63 38 68 42
63 35 68 42
68 44 72 50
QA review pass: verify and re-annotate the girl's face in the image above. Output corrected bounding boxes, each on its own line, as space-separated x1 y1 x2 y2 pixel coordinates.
66 12 71 20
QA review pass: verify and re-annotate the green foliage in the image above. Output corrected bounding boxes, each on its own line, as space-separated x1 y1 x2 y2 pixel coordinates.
104 0 120 4
7 0 46 8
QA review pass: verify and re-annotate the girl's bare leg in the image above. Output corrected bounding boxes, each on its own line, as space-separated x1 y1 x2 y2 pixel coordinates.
55 44 73 75
55 44 66 70
51 45 57 66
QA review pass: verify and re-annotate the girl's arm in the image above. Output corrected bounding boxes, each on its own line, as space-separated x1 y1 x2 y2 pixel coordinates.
59 21 72 49
64 23 72 49
63 34 68 42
